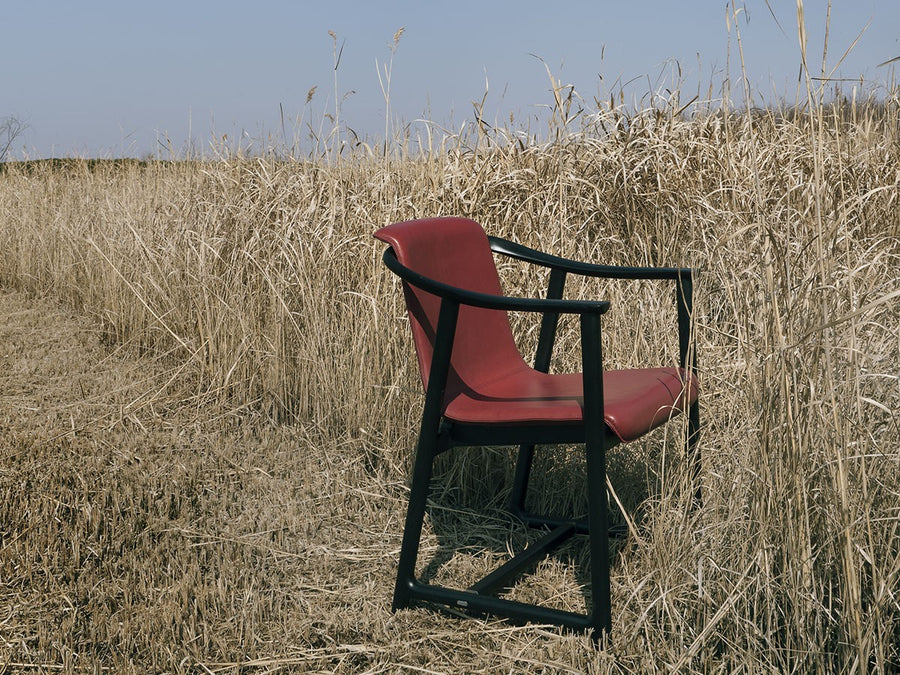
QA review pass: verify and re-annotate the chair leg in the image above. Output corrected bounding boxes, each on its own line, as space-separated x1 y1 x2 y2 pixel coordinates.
688 399 701 507
580 311 612 635
585 438 612 635
509 443 536 516
395 297 459 611
392 431 439 611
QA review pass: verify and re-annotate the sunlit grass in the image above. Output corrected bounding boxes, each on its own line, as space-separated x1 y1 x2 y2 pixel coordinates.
0 54 898 671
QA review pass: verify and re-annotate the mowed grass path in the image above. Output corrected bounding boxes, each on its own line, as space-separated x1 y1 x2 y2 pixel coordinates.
0 288 604 672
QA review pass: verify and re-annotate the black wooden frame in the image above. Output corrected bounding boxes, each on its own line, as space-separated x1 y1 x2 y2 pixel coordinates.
382 235 699 635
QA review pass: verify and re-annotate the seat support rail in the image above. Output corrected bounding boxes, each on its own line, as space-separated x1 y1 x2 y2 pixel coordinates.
468 523 576 596
407 581 593 631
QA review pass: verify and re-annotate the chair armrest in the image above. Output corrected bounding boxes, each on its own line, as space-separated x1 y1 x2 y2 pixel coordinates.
488 236 696 281
487 236 697 372
383 249 610 316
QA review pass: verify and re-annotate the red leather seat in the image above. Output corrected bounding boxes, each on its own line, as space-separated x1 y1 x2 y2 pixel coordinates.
443 367 696 442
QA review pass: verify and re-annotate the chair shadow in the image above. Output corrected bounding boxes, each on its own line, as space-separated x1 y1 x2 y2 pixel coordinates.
414 442 663 619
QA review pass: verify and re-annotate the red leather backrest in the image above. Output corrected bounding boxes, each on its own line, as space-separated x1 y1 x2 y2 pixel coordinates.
374 217 527 392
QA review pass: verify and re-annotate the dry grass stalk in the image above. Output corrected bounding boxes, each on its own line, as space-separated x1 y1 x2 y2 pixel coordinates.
0 82 898 671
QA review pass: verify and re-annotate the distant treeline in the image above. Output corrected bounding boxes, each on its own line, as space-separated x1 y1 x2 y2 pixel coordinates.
0 158 170 174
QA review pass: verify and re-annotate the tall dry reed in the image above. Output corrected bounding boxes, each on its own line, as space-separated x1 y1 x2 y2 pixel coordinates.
1 86 898 669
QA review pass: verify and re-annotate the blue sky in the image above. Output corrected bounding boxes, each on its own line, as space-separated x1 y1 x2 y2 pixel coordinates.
4 1 898 159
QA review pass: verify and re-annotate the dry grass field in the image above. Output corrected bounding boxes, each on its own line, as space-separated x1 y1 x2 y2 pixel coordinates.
1 86 899 671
